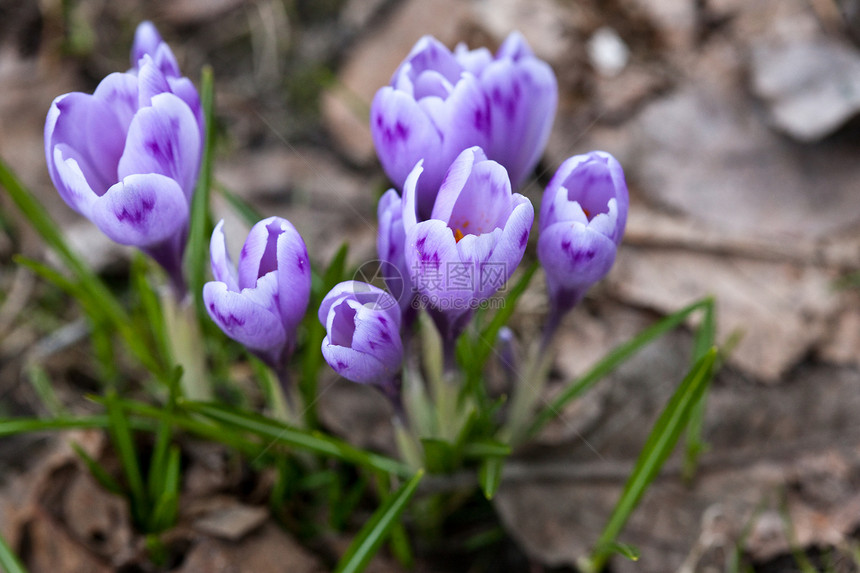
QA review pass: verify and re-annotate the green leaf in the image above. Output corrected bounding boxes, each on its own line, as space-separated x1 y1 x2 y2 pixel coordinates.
478 457 504 500
148 445 181 533
0 528 28 573
461 440 511 459
530 297 714 436
130 254 169 370
25 363 66 417
587 348 718 572
684 299 717 482
420 438 457 473
334 470 424 573
0 415 110 436
184 401 411 477
105 391 147 525
148 367 182 503
186 66 216 322
71 442 125 496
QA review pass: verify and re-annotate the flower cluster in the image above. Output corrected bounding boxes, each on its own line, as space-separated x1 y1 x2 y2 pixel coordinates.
45 21 203 292
43 24 628 399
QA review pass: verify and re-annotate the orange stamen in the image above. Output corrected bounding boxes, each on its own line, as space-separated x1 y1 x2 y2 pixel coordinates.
453 228 465 243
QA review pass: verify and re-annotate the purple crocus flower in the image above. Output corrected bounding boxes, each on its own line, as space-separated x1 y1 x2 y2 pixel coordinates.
203 218 311 378
319 281 403 393
538 151 628 324
44 22 203 292
402 146 534 343
371 31 556 218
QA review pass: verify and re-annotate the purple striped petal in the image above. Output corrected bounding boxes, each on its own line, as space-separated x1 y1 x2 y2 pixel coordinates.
203 279 287 362
275 221 311 333
118 92 201 199
91 173 188 248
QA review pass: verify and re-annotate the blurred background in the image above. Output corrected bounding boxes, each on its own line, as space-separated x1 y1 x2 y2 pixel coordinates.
1 0 860 571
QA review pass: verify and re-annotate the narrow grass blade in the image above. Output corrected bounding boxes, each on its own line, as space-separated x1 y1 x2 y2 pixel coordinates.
186 66 216 321
586 348 718 572
25 363 66 416
530 297 714 436
148 445 181 533
185 401 411 477
478 457 504 500
334 470 424 573
131 254 169 369
0 529 28 573
462 440 511 459
683 299 717 481
71 442 125 496
105 391 147 524
148 367 182 502
0 416 110 435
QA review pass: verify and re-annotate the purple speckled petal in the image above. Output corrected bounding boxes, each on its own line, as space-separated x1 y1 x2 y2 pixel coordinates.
405 219 468 312
350 299 403 370
538 221 618 307
203 280 287 361
209 219 239 292
321 342 391 385
275 220 311 334
118 92 201 199
370 88 441 203
474 193 533 301
91 173 188 248
401 160 424 231
481 57 557 189
166 76 204 139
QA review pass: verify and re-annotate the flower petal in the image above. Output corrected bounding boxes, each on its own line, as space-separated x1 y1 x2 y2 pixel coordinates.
447 155 513 234
321 341 390 385
537 220 618 300
118 92 201 199
50 146 97 218
236 216 279 290
377 189 413 308
203 280 286 360
91 173 188 248
275 220 311 333
318 282 400 328
370 87 442 203
210 219 239 292
481 57 557 189
45 87 129 197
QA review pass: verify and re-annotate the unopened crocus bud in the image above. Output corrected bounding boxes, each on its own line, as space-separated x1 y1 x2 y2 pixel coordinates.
319 282 403 390
403 146 534 343
538 151 628 318
371 31 556 218
203 218 311 376
44 21 203 293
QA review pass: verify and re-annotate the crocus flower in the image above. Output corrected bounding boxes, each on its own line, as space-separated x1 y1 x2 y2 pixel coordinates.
377 189 416 317
371 31 556 218
44 21 203 292
537 151 628 321
203 218 311 377
402 146 534 342
319 281 403 392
